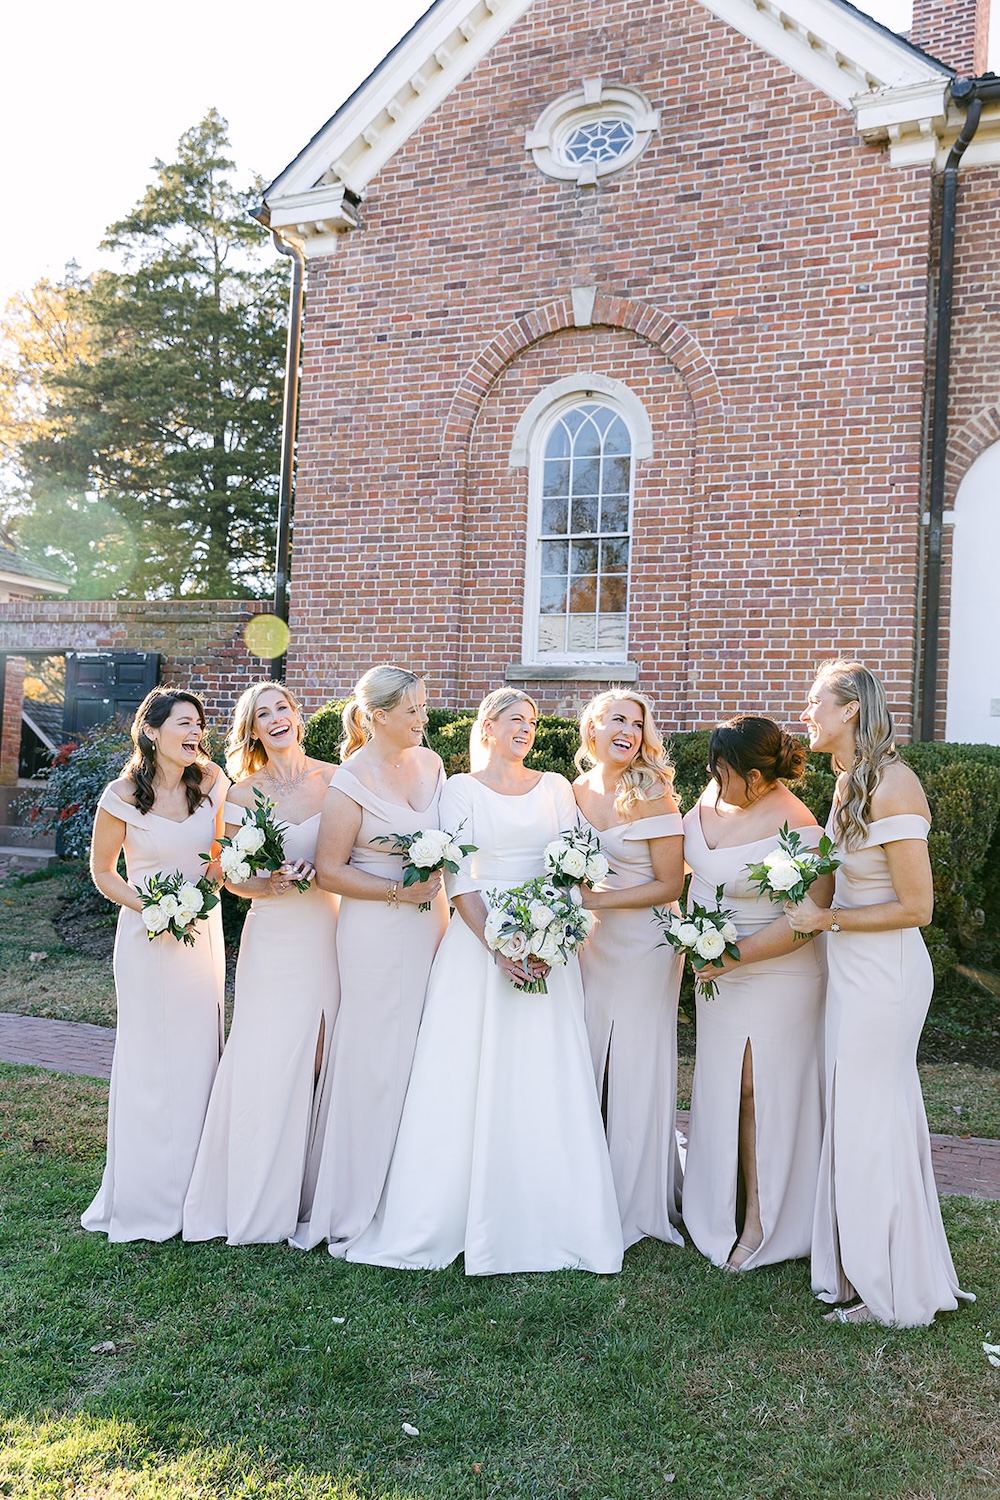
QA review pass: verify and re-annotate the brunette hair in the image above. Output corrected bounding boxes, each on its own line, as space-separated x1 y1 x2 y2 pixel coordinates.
574 689 675 820
813 658 899 850
225 680 305 780
122 689 209 816
470 688 538 772
708 714 806 797
339 665 422 761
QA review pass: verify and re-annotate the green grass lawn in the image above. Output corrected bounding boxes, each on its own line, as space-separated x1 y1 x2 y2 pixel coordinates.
1 1066 999 1500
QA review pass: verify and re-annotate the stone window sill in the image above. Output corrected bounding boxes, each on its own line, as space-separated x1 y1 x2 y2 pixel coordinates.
504 661 638 684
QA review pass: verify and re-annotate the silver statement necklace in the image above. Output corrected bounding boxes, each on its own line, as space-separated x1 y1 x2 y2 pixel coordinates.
261 761 310 796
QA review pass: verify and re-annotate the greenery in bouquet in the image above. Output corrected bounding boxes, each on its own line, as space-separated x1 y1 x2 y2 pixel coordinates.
209 787 309 892
373 822 477 910
653 882 740 999
745 821 841 938
484 876 596 994
137 869 219 946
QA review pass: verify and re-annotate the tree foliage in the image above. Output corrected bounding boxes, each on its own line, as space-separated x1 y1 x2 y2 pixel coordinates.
0 110 286 599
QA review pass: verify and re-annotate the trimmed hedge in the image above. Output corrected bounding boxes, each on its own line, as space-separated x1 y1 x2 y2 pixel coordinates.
25 701 1000 1039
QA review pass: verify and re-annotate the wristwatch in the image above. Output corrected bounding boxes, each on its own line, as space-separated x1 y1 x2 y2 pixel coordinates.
829 908 842 933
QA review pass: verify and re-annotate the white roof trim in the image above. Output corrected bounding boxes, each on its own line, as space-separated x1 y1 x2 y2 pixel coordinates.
263 0 970 250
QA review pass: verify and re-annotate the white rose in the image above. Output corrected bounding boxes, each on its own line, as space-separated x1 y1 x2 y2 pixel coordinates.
501 931 529 960
676 922 701 948
484 908 506 946
177 883 203 915
569 885 583 907
765 860 800 892
158 895 180 919
762 847 788 869
230 860 252 884
441 841 464 865
234 824 266 855
585 853 609 883
559 848 588 879
721 921 739 944
142 905 170 934
538 928 562 962
408 830 448 867
528 903 554 930
695 928 726 960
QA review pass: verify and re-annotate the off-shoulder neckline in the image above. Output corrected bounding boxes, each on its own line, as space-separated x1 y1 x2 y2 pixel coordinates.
102 776 222 824
335 763 444 814
692 803 819 853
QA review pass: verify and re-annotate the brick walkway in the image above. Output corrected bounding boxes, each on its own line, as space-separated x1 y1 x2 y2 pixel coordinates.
1 1012 998 1202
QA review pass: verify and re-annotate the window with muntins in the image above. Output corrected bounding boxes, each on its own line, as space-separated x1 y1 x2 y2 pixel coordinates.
533 403 632 658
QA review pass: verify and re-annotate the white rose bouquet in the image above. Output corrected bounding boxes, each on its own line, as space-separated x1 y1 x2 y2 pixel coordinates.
484 876 596 994
206 787 310 892
372 821 478 911
652 883 740 999
137 869 220 947
745 822 840 939
543 827 611 891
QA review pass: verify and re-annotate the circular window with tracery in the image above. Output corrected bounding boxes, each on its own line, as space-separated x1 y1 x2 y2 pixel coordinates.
526 82 657 185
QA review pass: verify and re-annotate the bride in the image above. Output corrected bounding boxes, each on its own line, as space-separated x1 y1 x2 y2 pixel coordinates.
346 688 624 1275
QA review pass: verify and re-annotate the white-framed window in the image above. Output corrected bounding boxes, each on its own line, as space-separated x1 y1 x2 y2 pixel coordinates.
512 379 650 665
525 80 658 187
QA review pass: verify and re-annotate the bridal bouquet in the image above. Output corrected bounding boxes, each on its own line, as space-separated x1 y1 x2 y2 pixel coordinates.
373 822 477 910
543 827 610 891
745 822 840 938
137 870 220 946
484 876 596 994
207 787 310 892
652 884 740 999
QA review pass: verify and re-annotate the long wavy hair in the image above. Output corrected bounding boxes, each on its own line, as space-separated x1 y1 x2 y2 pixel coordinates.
340 665 422 761
814 658 899 850
122 689 209 817
707 714 806 798
225 680 305 780
574 689 675 821
470 688 538 772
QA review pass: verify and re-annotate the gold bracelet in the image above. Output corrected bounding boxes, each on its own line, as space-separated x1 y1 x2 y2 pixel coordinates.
386 880 399 908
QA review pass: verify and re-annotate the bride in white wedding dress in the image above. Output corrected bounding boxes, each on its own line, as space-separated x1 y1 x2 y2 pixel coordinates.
346 688 624 1276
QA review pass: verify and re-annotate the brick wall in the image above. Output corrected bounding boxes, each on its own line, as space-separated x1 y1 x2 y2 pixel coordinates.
909 0 990 76
0 656 26 786
286 0 934 738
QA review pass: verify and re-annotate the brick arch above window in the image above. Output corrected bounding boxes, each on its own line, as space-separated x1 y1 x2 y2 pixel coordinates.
440 293 724 461
508 375 653 468
946 405 1000 508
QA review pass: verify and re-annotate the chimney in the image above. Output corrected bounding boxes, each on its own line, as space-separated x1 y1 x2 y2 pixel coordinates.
907 0 991 77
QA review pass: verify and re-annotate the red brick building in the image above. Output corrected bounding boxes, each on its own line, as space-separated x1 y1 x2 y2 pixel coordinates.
258 0 1000 741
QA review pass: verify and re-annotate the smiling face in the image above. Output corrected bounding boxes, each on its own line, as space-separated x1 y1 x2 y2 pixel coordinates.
484 700 538 762
590 698 645 770
375 681 428 752
147 700 205 767
801 678 856 756
251 688 302 755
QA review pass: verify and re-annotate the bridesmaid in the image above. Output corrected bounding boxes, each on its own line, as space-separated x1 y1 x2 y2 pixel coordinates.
682 716 828 1271
293 665 448 1253
572 691 685 1249
183 681 338 1245
84 688 226 1241
788 659 974 1326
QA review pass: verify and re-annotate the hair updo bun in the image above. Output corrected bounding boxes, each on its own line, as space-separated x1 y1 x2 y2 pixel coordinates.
707 714 806 791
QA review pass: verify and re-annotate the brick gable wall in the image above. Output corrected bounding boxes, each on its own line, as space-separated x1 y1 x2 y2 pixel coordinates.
285 0 949 737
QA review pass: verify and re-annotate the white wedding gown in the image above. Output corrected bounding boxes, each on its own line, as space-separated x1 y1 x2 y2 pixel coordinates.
346 772 624 1275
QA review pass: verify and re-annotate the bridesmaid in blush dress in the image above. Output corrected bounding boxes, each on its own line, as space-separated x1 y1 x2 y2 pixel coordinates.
84 689 227 1242
789 659 974 1326
293 665 448 1254
572 691 685 1249
682 716 828 1271
182 681 339 1245
346 689 623 1275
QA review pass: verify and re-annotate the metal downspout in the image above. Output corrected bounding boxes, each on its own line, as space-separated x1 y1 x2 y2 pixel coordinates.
269 231 306 683
918 77 999 739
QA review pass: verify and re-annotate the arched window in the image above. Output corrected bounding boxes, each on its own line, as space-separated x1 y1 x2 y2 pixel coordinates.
525 399 634 662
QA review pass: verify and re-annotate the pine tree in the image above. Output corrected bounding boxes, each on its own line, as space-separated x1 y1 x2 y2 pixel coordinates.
0 110 286 598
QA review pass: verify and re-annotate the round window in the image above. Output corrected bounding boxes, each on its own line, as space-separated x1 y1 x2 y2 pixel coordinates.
526 83 658 185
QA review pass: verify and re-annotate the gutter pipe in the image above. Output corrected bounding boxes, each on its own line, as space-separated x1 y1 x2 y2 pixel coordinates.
919 75 1000 739
269 230 306 683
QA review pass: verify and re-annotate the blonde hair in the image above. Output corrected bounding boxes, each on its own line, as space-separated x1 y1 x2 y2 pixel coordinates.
471 688 539 772
814 658 899 851
226 680 305 780
574 690 675 820
340 664 422 761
